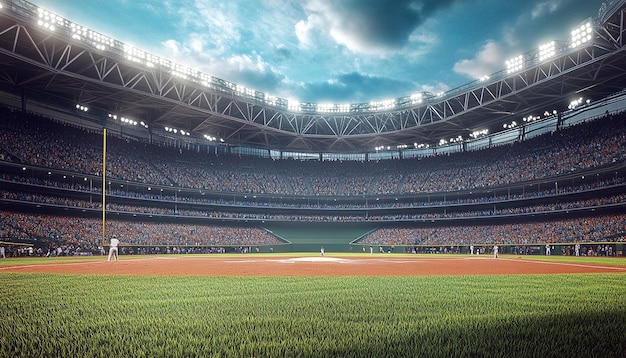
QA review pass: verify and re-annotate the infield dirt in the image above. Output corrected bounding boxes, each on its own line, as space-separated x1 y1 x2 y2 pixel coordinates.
2 255 625 276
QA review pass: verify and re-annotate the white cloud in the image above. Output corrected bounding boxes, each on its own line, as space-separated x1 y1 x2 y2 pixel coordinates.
295 16 320 49
211 54 287 92
172 1 240 57
226 54 267 73
188 33 208 53
404 25 439 60
531 0 563 19
161 39 183 57
417 82 450 95
296 0 436 55
452 41 506 79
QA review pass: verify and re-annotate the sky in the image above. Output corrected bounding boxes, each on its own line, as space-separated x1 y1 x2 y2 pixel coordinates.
33 0 605 104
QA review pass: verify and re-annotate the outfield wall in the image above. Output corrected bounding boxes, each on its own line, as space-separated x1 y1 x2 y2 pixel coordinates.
350 242 626 256
84 242 626 257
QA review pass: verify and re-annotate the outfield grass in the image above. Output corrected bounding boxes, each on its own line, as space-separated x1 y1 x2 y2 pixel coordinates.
0 268 625 357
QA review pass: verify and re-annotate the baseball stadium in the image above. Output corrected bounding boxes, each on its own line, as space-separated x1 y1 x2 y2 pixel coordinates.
0 0 625 356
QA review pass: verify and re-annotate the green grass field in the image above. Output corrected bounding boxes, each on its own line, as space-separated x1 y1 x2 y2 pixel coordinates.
1 256 625 357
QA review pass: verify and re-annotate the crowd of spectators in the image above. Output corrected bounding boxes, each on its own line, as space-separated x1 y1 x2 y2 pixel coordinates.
2 189 625 222
1 105 626 249
2 171 624 212
1 106 625 198
0 210 284 252
360 213 626 246
12 208 621 253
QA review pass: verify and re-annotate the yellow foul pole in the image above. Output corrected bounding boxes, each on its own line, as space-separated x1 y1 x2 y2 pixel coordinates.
102 128 107 245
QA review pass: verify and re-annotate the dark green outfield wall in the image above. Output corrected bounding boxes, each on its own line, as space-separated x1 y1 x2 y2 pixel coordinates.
263 222 378 253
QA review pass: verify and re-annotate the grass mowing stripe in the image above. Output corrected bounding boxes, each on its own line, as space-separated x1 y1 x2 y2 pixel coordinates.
0 273 624 357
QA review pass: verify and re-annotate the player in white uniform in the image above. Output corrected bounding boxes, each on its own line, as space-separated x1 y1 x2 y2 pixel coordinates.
107 235 119 262
493 244 499 259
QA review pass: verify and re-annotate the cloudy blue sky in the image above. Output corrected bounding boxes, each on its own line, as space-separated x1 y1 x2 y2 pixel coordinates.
34 0 604 103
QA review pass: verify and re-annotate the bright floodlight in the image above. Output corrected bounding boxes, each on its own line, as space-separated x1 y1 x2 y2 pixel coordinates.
570 22 593 48
199 73 211 84
506 55 524 74
287 99 301 112
120 117 137 125
70 23 87 41
336 103 350 112
568 97 588 110
318 103 333 112
410 93 423 104
69 22 113 51
237 85 254 97
469 129 489 139
369 99 395 111
316 103 349 113
37 8 65 32
123 44 148 64
538 41 556 61
171 63 195 80
265 94 278 106
522 115 539 122
87 30 112 51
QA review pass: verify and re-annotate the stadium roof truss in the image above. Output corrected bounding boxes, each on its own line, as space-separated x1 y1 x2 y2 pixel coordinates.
0 0 625 153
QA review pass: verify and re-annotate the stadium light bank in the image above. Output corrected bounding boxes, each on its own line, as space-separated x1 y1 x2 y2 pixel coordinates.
25 1 596 116
19 1 604 155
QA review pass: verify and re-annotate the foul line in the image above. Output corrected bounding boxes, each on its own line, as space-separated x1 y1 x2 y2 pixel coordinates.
0 257 146 270
502 257 626 271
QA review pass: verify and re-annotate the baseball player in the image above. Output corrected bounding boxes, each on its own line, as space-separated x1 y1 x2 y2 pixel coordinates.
107 235 119 262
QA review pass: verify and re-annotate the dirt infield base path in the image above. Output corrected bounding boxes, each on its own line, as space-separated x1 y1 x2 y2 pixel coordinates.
2 255 626 276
